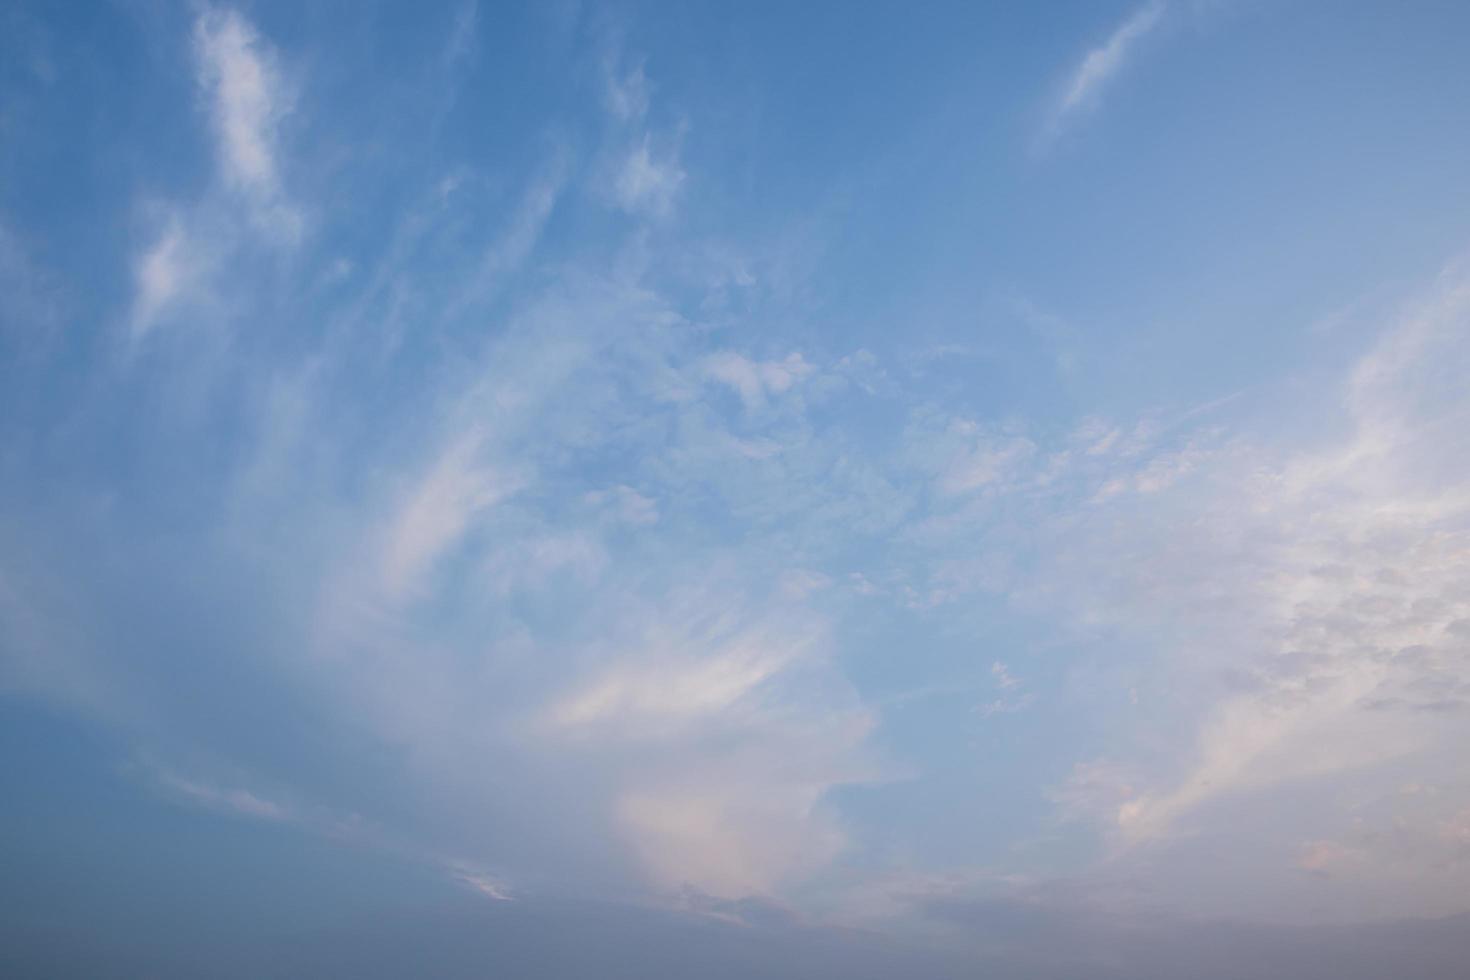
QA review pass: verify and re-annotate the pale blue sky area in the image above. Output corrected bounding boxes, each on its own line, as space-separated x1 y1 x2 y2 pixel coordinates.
4 2 1470 975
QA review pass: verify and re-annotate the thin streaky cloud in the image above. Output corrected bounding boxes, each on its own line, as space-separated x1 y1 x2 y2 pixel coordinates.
1047 1 1167 138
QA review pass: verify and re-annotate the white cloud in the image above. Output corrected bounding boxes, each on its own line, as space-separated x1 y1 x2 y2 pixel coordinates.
537 592 875 897
779 569 832 601
194 8 284 190
593 33 683 219
851 259 1470 919
1047 1 1167 138
906 264 1463 920
156 770 290 821
702 351 814 409
447 159 565 317
482 529 607 598
905 414 1041 499
192 6 300 237
941 433 1036 495
130 218 189 336
443 1 480 68
379 434 519 601
545 619 813 734
618 772 847 899
1296 839 1360 875
28 1 1470 924
603 58 650 123
586 485 660 526
449 863 514 901
1049 759 1143 823
978 663 1033 718
1108 273 1470 847
991 661 1020 690
126 8 302 341
613 136 685 217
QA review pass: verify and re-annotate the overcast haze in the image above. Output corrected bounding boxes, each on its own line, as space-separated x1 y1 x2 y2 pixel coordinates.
4 1 1470 976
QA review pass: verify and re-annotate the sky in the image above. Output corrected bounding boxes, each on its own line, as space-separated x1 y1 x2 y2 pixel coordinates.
3 1 1470 976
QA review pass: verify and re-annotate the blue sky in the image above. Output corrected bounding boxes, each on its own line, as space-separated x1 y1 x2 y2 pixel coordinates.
4 1 1470 974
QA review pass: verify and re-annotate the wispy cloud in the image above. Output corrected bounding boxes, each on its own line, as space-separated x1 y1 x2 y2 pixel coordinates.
449 863 514 901
192 6 300 237
447 158 566 316
1045 1 1167 142
535 589 875 897
702 351 814 410
126 8 301 339
602 52 650 123
613 136 685 217
155 769 291 822
193 9 286 190
377 434 519 602
596 27 685 219
1103 268 1470 853
130 215 189 337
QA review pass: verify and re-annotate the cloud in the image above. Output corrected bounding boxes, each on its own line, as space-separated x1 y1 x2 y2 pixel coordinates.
864 261 1462 920
1107 268 1470 849
130 217 190 336
193 8 285 192
449 159 566 315
1049 759 1143 823
603 55 650 123
13 0 1470 942
546 622 808 733
806 258 1470 918
613 136 685 217
192 6 300 237
443 1 480 69
534 590 876 897
617 771 849 899
702 351 814 410
941 432 1036 495
991 661 1020 690
595 30 685 219
1046 1 1167 140
976 661 1034 717
1297 839 1359 875
585 485 660 526
377 434 519 601
449 863 514 901
155 769 290 822
107 229 1470 918
126 8 304 340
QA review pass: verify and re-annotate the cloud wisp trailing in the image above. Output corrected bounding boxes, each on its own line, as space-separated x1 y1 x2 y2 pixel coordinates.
1043 1 1167 144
